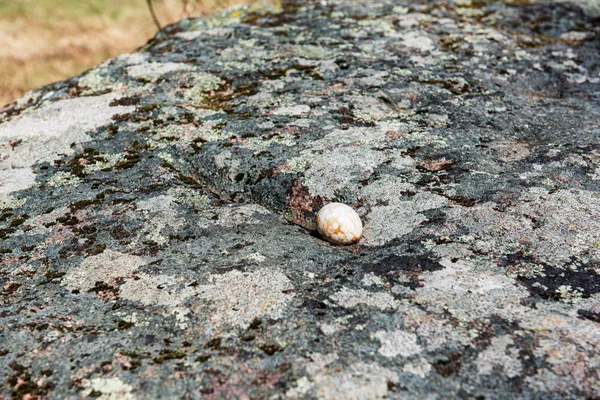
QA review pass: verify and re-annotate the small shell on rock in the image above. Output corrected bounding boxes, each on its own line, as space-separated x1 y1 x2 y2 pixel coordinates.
316 203 363 245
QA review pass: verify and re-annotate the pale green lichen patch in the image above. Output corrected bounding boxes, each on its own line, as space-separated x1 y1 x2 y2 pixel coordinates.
119 273 196 307
347 96 394 122
506 263 546 279
15 89 41 107
403 359 433 379
78 67 124 95
294 45 330 60
555 285 584 304
176 27 234 41
241 252 266 263
215 40 273 72
0 194 26 210
280 122 446 199
414 259 531 321
281 136 400 197
82 153 126 174
47 171 82 187
307 357 399 400
62 250 145 292
401 32 436 52
329 287 396 310
166 187 211 210
177 0 282 33
197 268 294 330
120 268 294 330
0 93 134 170
553 0 600 17
135 195 186 245
151 121 223 145
442 188 600 265
127 62 194 82
273 104 311 116
80 377 135 400
197 204 273 228
181 73 225 103
374 330 422 358
475 335 523 378
288 146 391 198
361 183 448 246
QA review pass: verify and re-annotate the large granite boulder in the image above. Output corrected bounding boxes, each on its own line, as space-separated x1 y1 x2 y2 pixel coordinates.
1 0 600 398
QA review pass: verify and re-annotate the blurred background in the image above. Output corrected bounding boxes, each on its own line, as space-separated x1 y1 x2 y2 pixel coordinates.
0 0 252 106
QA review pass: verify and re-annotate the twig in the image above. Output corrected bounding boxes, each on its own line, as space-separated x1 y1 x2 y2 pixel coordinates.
146 0 162 30
181 0 189 19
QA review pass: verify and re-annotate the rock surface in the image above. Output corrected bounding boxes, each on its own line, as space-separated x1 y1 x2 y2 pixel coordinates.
1 0 600 398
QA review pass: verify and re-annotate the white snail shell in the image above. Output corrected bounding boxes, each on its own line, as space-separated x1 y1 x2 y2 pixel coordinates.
316 203 363 245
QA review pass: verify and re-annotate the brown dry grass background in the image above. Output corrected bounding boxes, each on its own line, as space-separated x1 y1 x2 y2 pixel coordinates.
0 0 251 107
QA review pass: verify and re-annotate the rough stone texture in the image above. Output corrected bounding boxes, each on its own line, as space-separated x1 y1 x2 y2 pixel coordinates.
1 0 600 398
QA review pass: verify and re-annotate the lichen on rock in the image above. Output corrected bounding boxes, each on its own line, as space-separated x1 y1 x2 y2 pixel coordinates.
1 0 600 398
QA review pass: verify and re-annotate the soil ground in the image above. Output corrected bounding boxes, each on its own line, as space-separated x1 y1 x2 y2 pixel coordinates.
0 0 250 106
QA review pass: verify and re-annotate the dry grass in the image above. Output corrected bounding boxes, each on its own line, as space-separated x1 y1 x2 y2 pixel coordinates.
0 0 252 107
